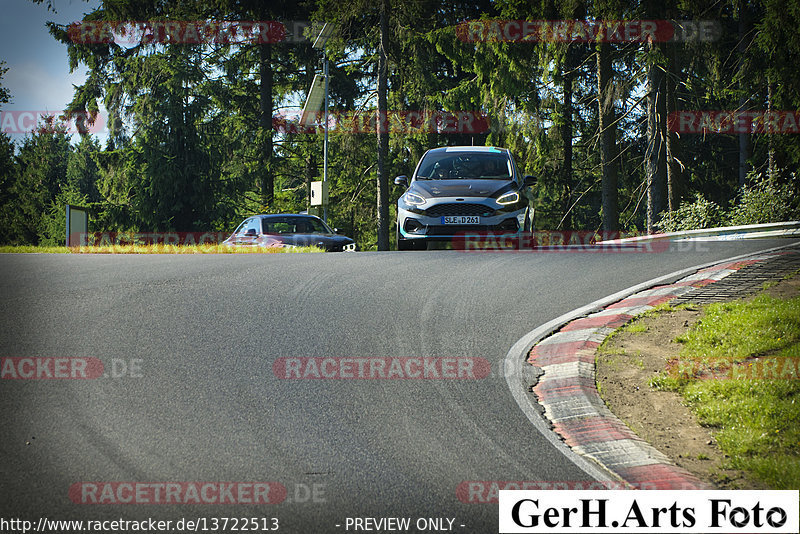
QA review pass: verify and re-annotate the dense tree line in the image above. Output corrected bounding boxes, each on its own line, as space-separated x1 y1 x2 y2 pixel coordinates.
1 0 798 249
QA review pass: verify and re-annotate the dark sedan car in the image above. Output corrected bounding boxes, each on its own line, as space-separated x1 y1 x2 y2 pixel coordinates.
223 214 356 251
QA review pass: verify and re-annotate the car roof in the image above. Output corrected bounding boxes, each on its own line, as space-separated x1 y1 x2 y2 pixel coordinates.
424 146 510 155
257 213 321 220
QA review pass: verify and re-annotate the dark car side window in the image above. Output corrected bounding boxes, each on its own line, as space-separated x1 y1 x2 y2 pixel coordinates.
303 218 329 234
263 221 293 234
261 217 331 234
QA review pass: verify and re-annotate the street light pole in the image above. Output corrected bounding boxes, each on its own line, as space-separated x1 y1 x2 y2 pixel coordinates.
311 22 334 224
323 55 329 223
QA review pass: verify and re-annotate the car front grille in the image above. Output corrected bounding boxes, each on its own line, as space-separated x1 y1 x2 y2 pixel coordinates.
424 203 494 217
426 218 519 236
426 225 494 236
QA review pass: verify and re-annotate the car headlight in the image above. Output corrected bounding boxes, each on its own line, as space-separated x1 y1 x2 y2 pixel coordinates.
496 191 520 205
404 192 426 206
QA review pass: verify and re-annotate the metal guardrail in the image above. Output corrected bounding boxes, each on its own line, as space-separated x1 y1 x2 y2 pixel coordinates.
597 220 800 244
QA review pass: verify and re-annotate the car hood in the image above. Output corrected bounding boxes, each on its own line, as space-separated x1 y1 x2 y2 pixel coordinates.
408 179 513 198
270 233 354 247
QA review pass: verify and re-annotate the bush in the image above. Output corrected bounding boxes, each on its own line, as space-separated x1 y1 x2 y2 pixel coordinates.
655 193 725 232
656 172 799 233
728 173 799 225
37 187 89 247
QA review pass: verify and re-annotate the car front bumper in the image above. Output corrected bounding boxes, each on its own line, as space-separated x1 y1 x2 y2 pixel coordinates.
397 201 526 242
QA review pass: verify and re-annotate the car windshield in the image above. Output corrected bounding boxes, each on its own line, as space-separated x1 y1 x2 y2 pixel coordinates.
262 217 331 234
416 152 513 180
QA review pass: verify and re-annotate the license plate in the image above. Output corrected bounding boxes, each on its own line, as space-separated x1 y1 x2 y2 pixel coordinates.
441 216 480 225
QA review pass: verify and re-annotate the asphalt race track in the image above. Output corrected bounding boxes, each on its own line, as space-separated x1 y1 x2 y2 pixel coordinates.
1 238 797 532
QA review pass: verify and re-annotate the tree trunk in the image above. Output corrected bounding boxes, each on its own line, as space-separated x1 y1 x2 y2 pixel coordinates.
259 43 274 209
737 0 751 187
665 46 682 212
597 41 618 232
560 45 574 229
376 0 390 250
768 79 776 180
646 54 667 234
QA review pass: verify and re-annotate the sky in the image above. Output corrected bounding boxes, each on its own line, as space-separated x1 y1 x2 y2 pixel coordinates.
0 0 103 142
0 0 318 145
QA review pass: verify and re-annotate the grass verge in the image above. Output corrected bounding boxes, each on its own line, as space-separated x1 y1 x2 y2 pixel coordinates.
649 293 800 488
0 244 324 254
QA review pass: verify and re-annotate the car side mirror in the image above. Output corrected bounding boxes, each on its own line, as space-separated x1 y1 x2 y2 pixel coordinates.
523 175 537 187
394 175 408 188
333 228 341 234
245 228 258 236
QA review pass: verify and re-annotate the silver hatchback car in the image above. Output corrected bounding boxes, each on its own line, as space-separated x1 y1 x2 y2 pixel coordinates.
395 146 536 250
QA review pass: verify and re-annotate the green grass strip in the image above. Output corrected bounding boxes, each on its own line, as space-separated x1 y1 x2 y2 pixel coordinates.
651 293 800 488
0 244 324 254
